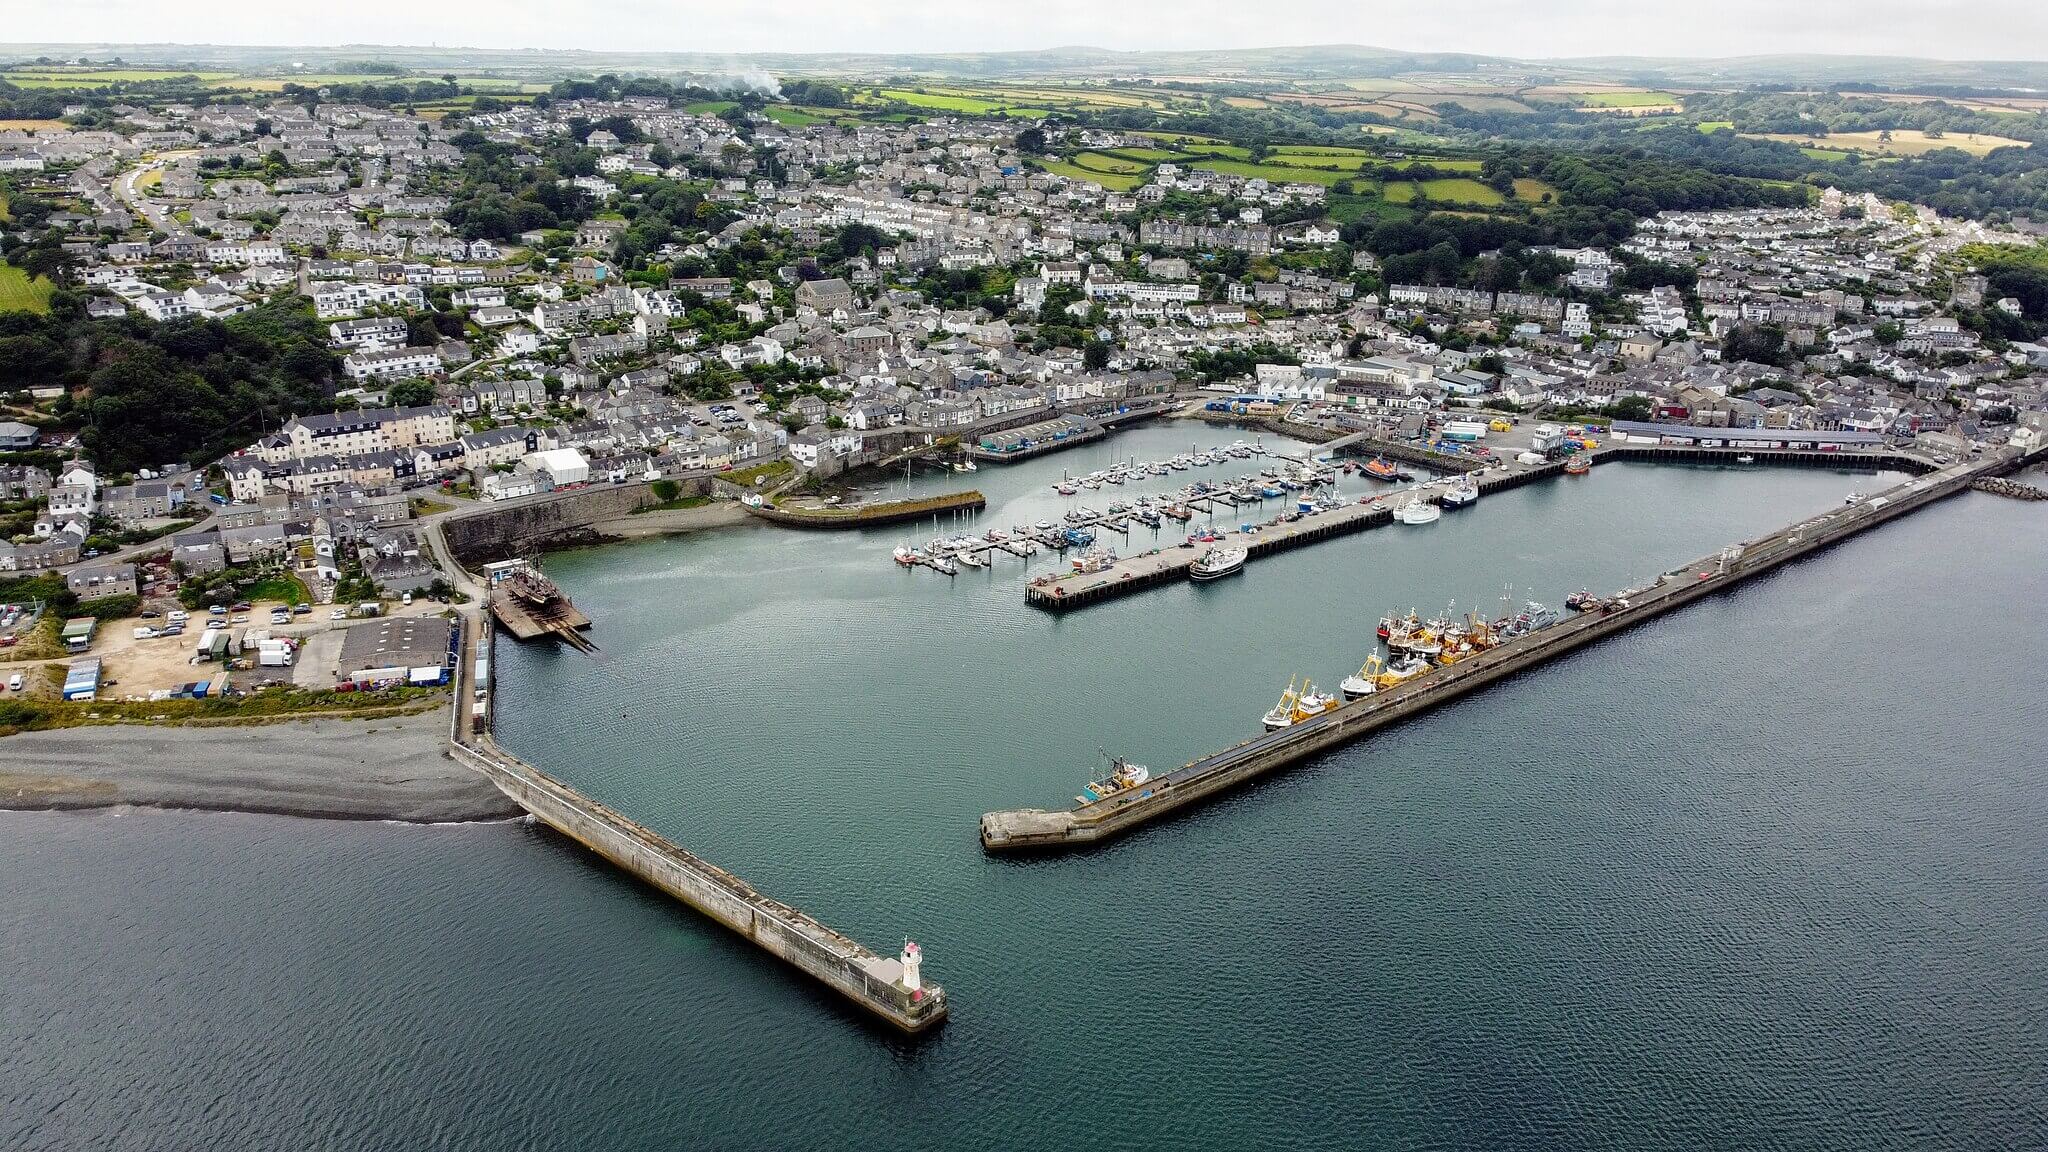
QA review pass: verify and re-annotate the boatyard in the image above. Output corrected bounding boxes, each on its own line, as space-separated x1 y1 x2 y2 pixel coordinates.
980 446 2033 851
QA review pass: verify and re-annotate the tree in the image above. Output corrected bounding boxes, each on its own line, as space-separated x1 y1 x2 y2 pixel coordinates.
1721 323 1787 367
1015 127 1047 154
387 378 438 408
1606 395 1654 422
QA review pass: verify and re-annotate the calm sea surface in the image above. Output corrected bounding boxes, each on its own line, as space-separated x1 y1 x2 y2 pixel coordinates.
5 424 2044 1150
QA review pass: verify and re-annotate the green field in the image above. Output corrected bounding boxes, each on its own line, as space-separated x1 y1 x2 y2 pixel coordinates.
1697 121 1736 133
1135 130 1231 146
1750 128 2030 158
1269 144 1378 160
1071 151 1151 174
866 89 1050 117
1574 90 1681 108
1094 147 1184 162
1384 178 1508 206
1190 159 1351 186
1384 157 1483 172
762 105 837 126
1035 158 1145 191
0 265 52 314
1 68 236 87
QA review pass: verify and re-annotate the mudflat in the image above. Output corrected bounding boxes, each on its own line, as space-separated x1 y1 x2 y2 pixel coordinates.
0 711 521 822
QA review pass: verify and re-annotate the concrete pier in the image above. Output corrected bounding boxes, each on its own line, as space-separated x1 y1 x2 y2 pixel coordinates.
983 451 2020 852
453 734 948 1032
450 619 946 1034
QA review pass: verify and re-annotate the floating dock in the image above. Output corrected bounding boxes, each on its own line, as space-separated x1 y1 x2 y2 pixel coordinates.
1022 443 1938 613
489 582 593 648
983 451 2017 852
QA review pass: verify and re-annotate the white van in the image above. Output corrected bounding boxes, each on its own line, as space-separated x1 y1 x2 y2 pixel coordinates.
7 672 22 691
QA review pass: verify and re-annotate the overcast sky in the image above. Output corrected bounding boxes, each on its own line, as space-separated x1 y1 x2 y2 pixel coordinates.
10 0 2048 62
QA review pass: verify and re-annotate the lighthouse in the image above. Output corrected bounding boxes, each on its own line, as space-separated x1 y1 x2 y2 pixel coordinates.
899 940 923 995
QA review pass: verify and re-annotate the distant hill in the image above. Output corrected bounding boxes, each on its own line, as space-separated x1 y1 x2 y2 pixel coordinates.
3 41 2045 91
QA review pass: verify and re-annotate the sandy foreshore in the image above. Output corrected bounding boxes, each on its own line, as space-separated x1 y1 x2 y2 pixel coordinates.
0 711 522 823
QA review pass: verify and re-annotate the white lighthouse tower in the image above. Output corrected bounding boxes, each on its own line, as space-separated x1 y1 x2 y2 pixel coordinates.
899 940 923 994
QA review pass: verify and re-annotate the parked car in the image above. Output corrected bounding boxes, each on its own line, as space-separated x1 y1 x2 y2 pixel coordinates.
292 604 311 615
401 592 413 606
6 673 20 691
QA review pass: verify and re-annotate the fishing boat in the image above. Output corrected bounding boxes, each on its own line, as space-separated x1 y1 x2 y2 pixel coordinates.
1563 453 1591 475
1262 678 1301 731
928 556 959 576
1292 683 1336 723
1190 546 1248 582
1395 500 1441 526
1391 625 1441 660
1364 456 1398 480
1441 476 1479 508
1063 526 1097 547
1377 611 1415 640
1845 491 1864 505
1375 655 1431 689
1070 547 1118 574
1080 756 1151 803
1735 454 1756 464
1565 589 1599 612
1341 655 1383 700
956 550 985 569
893 545 922 567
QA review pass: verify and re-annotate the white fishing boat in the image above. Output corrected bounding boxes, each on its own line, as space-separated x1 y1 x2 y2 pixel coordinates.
1081 757 1151 802
1341 656 1383 701
1441 477 1479 508
1189 546 1248 582
1262 678 1300 731
1395 500 1442 525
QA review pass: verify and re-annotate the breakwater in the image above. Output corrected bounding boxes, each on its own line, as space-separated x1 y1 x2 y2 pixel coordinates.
984 452 2007 851
451 730 948 1032
1972 476 2048 500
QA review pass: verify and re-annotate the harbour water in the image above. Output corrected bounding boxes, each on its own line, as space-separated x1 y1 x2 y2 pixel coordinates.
5 422 2044 1150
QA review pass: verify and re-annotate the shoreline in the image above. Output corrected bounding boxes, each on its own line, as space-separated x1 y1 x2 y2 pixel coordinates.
591 500 752 540
0 711 522 824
